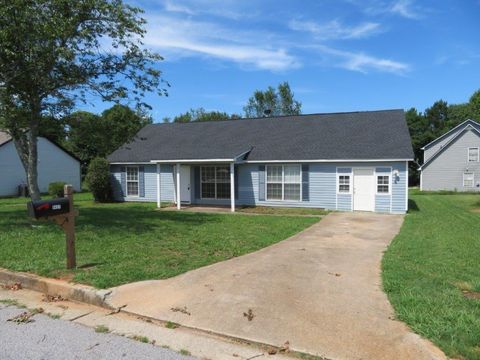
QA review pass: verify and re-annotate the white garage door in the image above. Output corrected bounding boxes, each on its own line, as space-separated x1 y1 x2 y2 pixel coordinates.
353 168 375 212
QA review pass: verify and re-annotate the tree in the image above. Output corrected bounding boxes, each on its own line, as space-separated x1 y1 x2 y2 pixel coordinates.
66 105 151 174
166 108 239 123
0 0 167 200
85 157 112 202
243 82 302 118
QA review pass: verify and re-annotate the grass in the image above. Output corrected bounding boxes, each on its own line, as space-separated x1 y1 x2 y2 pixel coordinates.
179 349 191 356
165 321 179 329
382 192 480 360
94 325 110 333
238 206 328 216
0 193 318 289
130 335 150 343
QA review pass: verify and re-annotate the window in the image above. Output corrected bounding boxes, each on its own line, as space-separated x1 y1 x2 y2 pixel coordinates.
464 172 474 188
338 175 351 193
377 175 390 194
126 167 139 197
468 147 479 162
266 165 301 201
201 166 230 199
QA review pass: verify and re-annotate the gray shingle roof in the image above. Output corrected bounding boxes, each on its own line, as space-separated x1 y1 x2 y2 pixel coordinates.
0 131 12 146
107 109 414 162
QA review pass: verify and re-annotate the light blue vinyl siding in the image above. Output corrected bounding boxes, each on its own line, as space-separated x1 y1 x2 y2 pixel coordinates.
109 161 408 213
337 194 352 211
110 164 175 202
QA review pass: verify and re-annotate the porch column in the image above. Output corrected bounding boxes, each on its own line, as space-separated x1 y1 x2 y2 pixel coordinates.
176 163 181 210
156 163 161 208
230 162 235 212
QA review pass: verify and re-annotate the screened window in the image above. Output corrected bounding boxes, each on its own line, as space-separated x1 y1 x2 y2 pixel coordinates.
201 166 230 199
266 165 301 201
126 167 139 197
338 175 351 193
377 175 390 194
468 147 479 162
464 172 474 188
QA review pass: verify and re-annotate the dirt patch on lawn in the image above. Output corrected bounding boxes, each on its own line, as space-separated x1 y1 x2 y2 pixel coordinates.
462 290 480 300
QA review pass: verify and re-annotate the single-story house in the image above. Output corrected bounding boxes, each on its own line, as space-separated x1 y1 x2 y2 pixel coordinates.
107 109 413 213
0 131 81 196
420 119 480 191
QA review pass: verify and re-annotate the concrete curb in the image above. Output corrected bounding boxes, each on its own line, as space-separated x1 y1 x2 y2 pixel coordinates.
0 268 112 309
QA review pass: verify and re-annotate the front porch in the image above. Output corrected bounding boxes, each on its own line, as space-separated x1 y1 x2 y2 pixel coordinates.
155 162 237 212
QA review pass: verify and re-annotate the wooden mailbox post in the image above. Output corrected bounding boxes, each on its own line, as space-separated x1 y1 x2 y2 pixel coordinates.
27 184 79 269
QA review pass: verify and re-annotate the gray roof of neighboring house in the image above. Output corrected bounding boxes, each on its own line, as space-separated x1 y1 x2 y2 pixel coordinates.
107 109 414 163
0 131 12 146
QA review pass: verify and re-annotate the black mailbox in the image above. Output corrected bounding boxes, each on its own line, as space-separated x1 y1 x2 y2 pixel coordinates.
27 198 70 219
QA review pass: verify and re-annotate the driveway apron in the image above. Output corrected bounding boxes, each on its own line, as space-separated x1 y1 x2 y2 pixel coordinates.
107 212 445 360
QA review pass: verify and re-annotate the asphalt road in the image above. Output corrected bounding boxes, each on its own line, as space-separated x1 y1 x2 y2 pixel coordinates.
0 304 194 360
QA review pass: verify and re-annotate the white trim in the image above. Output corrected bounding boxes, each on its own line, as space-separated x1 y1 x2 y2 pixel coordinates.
375 169 392 196
405 161 409 212
265 164 302 202
467 147 479 162
245 159 413 163
421 119 480 150
156 163 161 208
463 171 475 188
111 162 152 165
176 163 181 210
420 167 423 191
230 163 235 212
125 166 139 198
336 168 353 195
151 159 234 163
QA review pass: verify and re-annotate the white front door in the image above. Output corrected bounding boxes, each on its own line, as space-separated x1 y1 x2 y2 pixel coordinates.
353 168 375 212
179 165 191 203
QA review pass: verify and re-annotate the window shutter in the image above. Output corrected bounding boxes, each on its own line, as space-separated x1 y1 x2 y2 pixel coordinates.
139 166 145 197
302 164 309 202
194 166 201 199
234 165 239 200
120 166 126 197
258 165 265 201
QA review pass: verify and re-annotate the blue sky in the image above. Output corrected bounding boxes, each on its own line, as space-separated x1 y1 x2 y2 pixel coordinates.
84 0 480 121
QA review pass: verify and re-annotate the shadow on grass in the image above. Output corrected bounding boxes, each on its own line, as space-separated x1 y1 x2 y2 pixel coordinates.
0 202 224 235
408 199 420 212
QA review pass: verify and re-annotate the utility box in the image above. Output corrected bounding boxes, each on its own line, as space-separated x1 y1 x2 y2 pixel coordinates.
27 198 70 219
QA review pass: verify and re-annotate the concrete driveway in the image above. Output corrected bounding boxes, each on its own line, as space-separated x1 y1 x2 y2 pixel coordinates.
106 212 445 360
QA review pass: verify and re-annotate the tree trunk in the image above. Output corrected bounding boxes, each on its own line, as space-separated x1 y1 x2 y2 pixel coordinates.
13 124 41 201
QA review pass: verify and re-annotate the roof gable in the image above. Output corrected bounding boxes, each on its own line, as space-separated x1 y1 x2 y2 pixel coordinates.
108 110 414 163
421 119 480 150
420 125 480 170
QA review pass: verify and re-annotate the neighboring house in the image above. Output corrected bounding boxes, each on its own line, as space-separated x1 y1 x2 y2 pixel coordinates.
107 110 413 214
0 132 81 196
420 119 480 192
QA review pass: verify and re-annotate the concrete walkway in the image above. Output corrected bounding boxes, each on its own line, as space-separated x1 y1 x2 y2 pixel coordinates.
106 212 445 360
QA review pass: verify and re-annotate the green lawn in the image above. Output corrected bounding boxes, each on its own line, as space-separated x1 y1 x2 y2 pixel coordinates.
238 206 329 216
0 193 318 289
382 191 480 360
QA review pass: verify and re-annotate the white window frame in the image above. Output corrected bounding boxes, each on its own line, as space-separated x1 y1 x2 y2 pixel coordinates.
126 166 139 197
336 170 352 195
266 164 302 201
376 173 391 195
463 172 474 188
468 147 479 162
200 165 231 200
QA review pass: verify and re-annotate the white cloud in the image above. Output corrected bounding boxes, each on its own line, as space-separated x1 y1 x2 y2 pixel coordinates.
289 19 381 40
313 45 410 74
164 0 195 15
390 0 421 19
143 15 300 71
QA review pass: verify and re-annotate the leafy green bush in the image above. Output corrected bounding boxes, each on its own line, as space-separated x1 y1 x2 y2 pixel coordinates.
85 158 112 202
48 182 66 198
